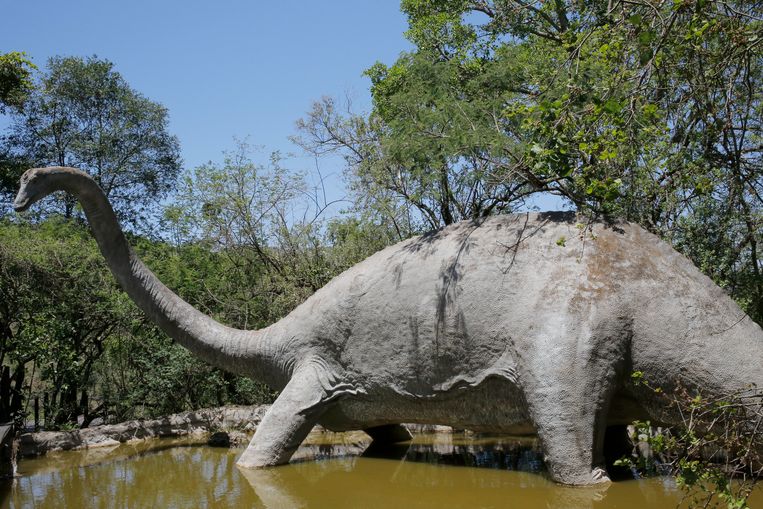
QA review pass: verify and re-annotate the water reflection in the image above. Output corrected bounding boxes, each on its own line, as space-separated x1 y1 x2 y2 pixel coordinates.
365 436 546 473
242 456 635 509
1 430 759 508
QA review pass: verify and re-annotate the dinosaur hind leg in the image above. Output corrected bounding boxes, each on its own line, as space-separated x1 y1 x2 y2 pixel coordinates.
521 328 627 485
237 366 329 468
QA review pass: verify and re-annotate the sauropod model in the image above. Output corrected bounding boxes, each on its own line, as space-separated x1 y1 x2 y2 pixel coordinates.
14 167 763 485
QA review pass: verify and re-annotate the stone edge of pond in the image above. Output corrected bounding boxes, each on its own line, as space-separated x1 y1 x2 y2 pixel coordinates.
17 407 458 458
17 405 270 457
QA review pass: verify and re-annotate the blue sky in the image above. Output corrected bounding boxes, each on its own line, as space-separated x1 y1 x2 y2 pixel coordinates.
3 1 411 206
3 0 563 213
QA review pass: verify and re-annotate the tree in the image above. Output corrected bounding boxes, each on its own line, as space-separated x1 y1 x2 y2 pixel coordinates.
0 219 139 427
0 52 35 112
166 142 337 324
0 52 35 208
0 217 283 428
295 96 505 234
2 55 181 226
160 143 403 408
298 0 762 322
622 373 762 509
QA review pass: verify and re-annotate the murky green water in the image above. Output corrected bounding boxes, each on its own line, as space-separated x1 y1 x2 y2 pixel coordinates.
1 430 760 508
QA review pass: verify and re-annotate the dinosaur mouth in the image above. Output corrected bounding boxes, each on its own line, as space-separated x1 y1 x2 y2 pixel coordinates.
13 195 30 212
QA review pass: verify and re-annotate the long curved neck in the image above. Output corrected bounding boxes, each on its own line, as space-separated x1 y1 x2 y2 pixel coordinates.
52 168 286 386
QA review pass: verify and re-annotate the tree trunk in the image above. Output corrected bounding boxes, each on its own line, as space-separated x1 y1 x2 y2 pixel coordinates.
80 390 89 423
0 365 24 426
0 423 16 479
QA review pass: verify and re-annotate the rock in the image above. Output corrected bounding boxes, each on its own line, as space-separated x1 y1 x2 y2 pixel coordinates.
18 405 269 457
88 417 105 427
89 437 121 448
229 431 249 446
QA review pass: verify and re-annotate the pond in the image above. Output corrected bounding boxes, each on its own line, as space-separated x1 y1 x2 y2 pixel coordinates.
1 430 760 508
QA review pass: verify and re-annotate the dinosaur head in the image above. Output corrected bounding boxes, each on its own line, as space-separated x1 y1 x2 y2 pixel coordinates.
14 167 75 212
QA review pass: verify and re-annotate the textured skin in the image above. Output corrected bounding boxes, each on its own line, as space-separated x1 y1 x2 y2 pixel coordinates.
14 167 763 485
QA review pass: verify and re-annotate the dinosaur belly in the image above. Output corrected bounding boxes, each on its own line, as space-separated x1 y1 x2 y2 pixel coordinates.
320 376 534 434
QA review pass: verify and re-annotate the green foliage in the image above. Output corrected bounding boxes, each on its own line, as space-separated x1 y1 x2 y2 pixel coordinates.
1 2 760 446
166 141 391 326
97 326 275 421
3 55 181 227
0 135 403 429
0 218 136 426
621 375 762 508
325 216 402 271
0 52 35 112
0 218 282 428
168 142 318 323
0 149 31 202
299 0 762 324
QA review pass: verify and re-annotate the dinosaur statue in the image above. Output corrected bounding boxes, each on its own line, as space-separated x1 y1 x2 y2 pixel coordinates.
13 167 763 485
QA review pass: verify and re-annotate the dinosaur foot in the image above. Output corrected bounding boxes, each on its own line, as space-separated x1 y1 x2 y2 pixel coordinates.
591 467 612 484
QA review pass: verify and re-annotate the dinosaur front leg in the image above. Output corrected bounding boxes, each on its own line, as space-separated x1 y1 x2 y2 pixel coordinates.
529 405 611 485
521 332 625 485
237 366 329 469
527 376 618 486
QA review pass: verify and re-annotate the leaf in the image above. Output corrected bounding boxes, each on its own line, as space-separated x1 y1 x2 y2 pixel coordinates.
638 30 656 45
602 99 622 115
